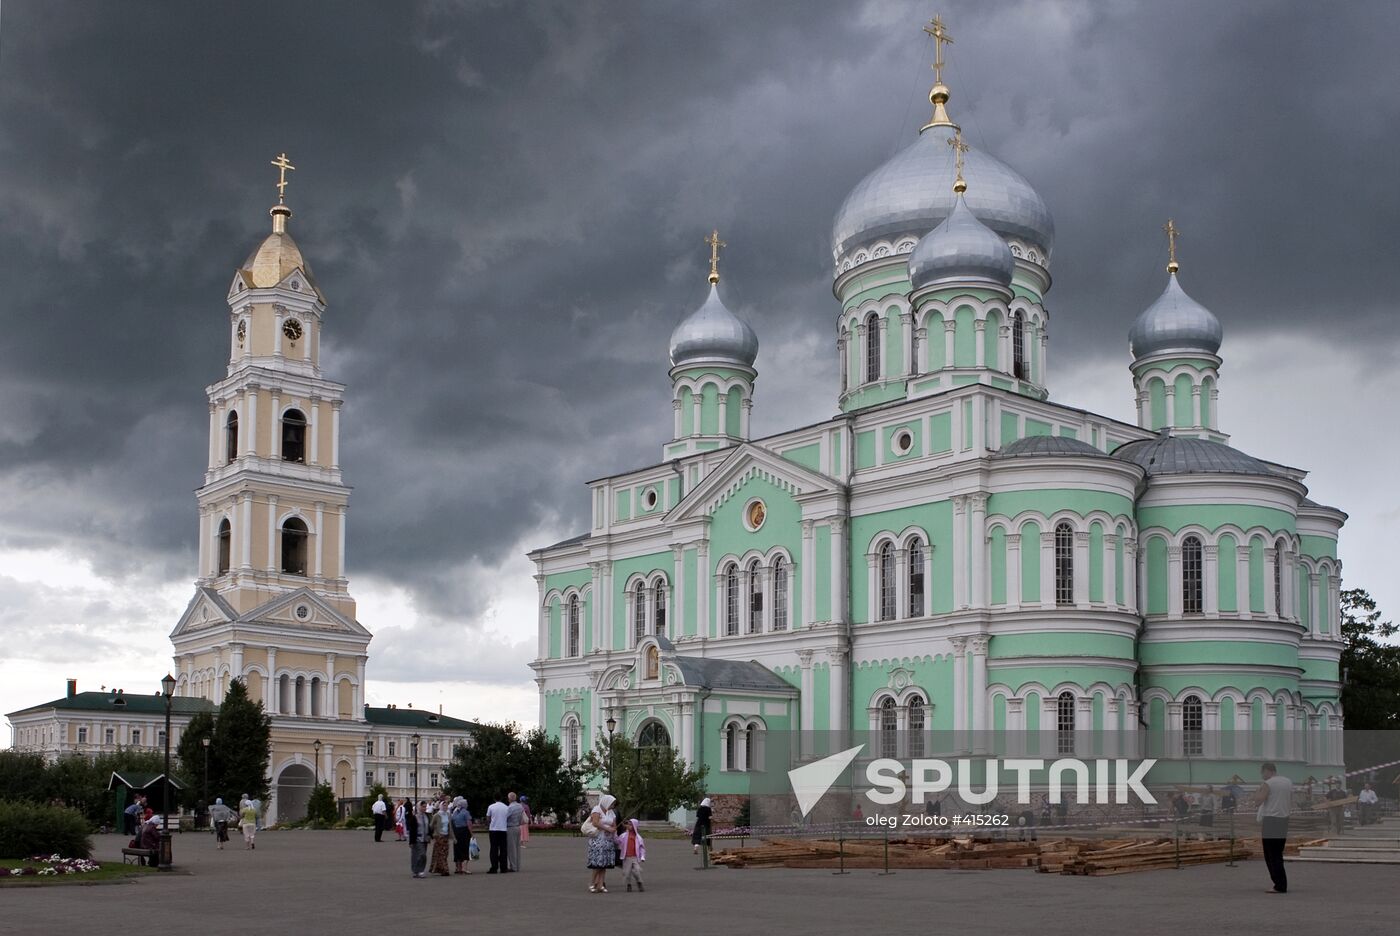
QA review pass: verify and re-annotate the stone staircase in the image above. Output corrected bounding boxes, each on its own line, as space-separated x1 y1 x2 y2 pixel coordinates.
1289 817 1400 864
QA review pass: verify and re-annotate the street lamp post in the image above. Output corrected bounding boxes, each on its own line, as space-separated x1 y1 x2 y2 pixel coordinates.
411 733 421 802
201 737 210 827
605 715 617 790
313 739 323 787
159 673 177 871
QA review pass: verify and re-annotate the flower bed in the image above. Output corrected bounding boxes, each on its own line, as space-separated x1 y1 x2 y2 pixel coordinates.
3 855 103 877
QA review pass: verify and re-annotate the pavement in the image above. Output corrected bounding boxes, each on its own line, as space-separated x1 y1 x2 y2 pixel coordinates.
1 829 1396 936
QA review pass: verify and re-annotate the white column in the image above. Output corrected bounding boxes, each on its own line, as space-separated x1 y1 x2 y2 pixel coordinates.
266 649 278 715
717 394 729 438
309 396 320 464
690 394 701 437
830 518 847 627
951 638 967 751
800 521 815 626
894 548 909 620
240 493 254 569
331 401 342 469
878 318 889 379
1136 390 1150 428
198 509 211 577
1263 548 1278 619
943 320 956 369
1006 533 1022 610
696 542 709 637
1104 699 1121 758
798 649 815 759
266 494 278 571
1235 546 1252 617
207 403 219 467
970 636 989 754
740 399 752 440
355 657 366 720
1076 697 1093 755
355 747 366 797
325 653 337 718
269 391 282 459
230 643 244 686
987 396 1002 449
1167 545 1184 618
1007 699 1025 757
970 494 988 608
1073 531 1090 608
274 306 284 357
952 496 967 608
1191 386 1202 428
672 399 682 438
900 311 913 376
1166 702 1183 758
314 502 325 578
1328 574 1341 637
678 702 694 765
1264 703 1280 759
337 505 348 579
826 647 848 749
1203 545 1220 615
1039 531 1055 607
1125 539 1139 612
1038 330 1048 386
245 384 258 457
589 563 604 652
973 319 986 369
1103 534 1118 608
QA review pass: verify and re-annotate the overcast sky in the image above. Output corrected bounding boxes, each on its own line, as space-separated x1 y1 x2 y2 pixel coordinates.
2 0 1396 733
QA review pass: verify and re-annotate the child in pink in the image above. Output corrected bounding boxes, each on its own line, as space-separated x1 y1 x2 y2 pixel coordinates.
616 818 647 892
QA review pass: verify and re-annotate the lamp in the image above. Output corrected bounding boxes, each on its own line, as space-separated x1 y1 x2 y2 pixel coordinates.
411 732 421 802
605 715 617 789
201 737 211 824
313 738 323 787
158 674 177 871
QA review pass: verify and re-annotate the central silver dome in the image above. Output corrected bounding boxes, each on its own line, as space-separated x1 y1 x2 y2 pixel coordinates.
1129 274 1223 359
909 193 1015 290
669 284 759 369
832 125 1054 266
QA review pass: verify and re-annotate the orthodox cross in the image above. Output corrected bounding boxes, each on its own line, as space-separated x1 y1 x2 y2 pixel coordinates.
271 152 296 204
948 129 969 192
1164 218 1180 273
923 15 954 85
705 228 726 284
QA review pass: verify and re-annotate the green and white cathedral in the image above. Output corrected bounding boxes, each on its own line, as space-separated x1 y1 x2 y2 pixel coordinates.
529 32 1345 815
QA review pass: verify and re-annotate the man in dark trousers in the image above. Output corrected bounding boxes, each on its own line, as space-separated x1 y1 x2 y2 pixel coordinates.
485 793 510 873
371 794 388 842
1253 762 1293 894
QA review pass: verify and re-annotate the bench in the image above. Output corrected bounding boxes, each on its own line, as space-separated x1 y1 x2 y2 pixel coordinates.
121 847 156 866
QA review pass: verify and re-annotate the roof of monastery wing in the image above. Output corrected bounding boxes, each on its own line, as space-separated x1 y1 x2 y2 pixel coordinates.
993 435 1110 459
673 657 795 692
543 531 592 550
6 691 216 719
1111 432 1285 478
363 706 478 731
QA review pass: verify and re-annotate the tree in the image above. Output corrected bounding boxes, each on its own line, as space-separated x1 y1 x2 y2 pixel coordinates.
211 678 272 803
577 734 706 821
1340 589 1400 730
0 751 47 802
443 722 583 824
305 782 337 825
176 709 217 808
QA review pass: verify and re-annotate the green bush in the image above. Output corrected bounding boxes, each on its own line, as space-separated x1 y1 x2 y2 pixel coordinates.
0 800 93 860
305 782 337 825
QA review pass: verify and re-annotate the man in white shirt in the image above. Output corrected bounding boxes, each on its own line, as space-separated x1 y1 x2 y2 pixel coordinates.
1358 782 1379 826
372 794 388 842
1253 762 1293 894
485 793 510 873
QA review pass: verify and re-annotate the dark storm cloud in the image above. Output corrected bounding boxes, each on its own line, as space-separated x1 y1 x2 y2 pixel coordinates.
1 0 1396 624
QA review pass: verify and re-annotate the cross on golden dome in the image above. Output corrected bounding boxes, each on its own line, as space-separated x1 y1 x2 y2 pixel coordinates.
923 15 954 85
948 128 969 193
271 152 296 204
705 228 726 285
1164 218 1180 273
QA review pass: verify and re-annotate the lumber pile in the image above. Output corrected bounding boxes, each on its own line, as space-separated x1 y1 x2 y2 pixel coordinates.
710 834 1324 875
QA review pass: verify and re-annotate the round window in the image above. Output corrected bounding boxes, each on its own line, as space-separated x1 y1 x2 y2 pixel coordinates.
744 499 767 531
642 488 658 510
894 430 914 455
295 604 310 621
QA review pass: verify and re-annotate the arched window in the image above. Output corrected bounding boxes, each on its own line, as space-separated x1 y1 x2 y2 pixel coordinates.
745 722 760 772
638 721 671 750
633 580 647 643
908 539 925 617
1183 694 1204 757
865 312 881 383
908 697 926 758
645 645 660 680
281 517 308 576
772 556 788 631
281 408 307 463
650 580 666 636
567 596 580 657
725 723 739 771
1057 691 1076 755
225 411 239 462
878 541 897 621
1273 538 1285 616
1054 522 1075 606
563 720 580 764
217 518 232 574
747 559 763 634
880 697 898 757
1182 535 1203 614
1012 310 1026 379
725 563 739 636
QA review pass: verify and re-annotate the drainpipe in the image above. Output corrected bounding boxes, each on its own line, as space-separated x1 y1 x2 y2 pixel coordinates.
841 415 856 751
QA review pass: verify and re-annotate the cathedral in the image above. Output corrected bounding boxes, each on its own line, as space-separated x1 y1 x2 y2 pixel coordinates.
529 20 1346 818
7 158 473 823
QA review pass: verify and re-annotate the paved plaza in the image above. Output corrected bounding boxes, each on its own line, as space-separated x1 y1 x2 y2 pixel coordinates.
1 831 1397 936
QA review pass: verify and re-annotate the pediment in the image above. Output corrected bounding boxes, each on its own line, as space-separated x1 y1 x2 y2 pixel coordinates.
170 587 238 638
668 443 839 524
243 588 369 637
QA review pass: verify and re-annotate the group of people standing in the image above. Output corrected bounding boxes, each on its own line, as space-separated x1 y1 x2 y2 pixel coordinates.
372 791 532 880
206 796 260 849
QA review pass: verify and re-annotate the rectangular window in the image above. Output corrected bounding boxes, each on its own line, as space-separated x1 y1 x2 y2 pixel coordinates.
131 729 141 747
429 772 439 789
430 742 439 759
105 728 115 745
365 771 374 788
387 770 397 787
77 727 88 744
157 730 166 748
366 740 374 756
388 741 396 756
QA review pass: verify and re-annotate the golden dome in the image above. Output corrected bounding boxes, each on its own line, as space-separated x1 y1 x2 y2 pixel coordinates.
238 206 323 299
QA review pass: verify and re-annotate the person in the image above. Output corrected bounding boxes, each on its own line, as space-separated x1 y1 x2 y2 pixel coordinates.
250 795 263 831
1199 785 1217 828
586 794 617 893
1172 791 1190 820
1055 794 1070 826
691 797 712 855
1017 806 1037 842
485 793 510 873
616 817 646 892
1359 782 1379 826
852 802 864 823
395 799 407 841
239 798 258 849
1253 762 1293 894
519 795 532 847
506 792 524 871
451 797 473 874
139 814 163 866
372 793 388 842
407 800 430 878
209 798 237 849
1324 777 1347 835
1221 786 1238 817
124 798 142 837
430 797 452 876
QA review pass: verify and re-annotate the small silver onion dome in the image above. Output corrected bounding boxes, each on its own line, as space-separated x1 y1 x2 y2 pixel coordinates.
669 284 759 368
909 193 1015 290
832 125 1054 265
1129 273 1223 359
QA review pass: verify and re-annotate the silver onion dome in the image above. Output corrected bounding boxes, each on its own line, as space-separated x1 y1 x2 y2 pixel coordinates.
908 192 1015 290
832 124 1054 266
669 284 759 368
1129 273 1223 359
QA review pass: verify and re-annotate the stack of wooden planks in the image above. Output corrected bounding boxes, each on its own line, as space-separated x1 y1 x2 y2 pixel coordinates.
710 835 1328 875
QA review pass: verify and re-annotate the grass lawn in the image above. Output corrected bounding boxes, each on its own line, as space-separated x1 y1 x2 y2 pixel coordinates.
0 858 156 886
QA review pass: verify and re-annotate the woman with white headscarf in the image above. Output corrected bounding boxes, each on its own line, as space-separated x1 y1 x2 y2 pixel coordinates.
585 793 617 892
692 797 713 854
